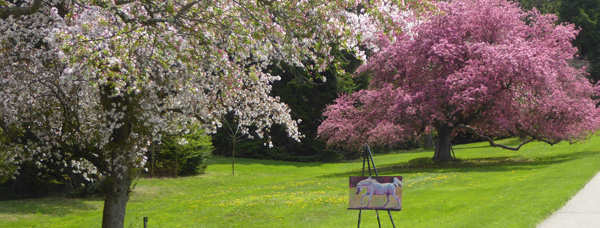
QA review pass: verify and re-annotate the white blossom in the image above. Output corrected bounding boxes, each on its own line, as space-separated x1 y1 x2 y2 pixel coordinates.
0 0 410 184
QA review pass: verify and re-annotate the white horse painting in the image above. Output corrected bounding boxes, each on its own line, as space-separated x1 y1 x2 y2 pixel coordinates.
355 177 402 208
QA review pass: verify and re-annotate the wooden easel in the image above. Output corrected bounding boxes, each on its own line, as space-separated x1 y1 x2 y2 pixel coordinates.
357 144 397 228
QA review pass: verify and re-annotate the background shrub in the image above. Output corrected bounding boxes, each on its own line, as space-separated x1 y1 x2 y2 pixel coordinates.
146 126 213 177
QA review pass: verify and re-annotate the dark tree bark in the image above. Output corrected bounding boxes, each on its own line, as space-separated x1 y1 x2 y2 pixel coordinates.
232 139 236 176
0 0 43 18
456 124 535 150
433 124 454 161
99 84 134 228
423 133 434 149
102 165 132 228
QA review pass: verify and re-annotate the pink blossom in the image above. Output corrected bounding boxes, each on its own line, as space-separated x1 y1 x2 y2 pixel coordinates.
319 0 600 156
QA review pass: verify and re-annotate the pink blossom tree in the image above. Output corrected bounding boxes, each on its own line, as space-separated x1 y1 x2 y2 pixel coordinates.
319 0 600 161
0 0 417 227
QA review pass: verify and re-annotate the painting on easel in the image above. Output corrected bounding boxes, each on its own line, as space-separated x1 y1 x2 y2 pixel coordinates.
348 176 402 211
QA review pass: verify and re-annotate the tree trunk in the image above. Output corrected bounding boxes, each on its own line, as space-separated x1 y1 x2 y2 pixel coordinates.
424 133 434 149
151 144 155 177
99 85 134 228
102 166 132 228
232 137 236 176
433 125 454 161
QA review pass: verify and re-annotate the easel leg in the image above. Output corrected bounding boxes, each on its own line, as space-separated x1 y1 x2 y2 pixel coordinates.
366 153 372 176
357 210 362 228
364 144 379 176
367 149 379 176
388 210 396 228
376 210 381 228
361 152 366 176
357 144 398 228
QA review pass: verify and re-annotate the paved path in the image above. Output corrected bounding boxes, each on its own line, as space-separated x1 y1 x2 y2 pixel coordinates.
537 171 600 228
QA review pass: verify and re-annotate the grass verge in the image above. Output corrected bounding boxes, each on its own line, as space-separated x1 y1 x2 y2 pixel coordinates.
1 136 600 227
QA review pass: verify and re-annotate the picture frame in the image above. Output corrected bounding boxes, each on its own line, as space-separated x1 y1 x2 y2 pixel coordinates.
348 176 402 211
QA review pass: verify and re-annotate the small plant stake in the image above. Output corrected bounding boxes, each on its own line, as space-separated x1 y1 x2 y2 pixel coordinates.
349 145 401 228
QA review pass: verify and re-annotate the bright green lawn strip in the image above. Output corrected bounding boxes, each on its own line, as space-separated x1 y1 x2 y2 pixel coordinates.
1 137 599 227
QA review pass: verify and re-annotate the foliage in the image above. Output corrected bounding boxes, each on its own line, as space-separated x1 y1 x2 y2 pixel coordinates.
558 0 600 83
0 162 61 199
0 129 100 199
0 159 103 199
147 127 212 177
517 0 600 83
2 138 600 227
212 47 367 162
319 0 600 160
0 128 15 185
516 0 561 13
267 47 367 161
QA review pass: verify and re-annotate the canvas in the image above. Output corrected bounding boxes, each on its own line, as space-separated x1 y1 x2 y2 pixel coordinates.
348 176 402 211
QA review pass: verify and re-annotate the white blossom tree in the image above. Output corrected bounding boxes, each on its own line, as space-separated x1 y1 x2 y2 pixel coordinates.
0 0 417 227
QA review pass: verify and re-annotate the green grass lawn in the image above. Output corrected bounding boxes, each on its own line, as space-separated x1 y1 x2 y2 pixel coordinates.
2 136 600 227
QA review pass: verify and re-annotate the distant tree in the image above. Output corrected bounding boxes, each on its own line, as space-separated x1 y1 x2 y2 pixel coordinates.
147 125 212 177
516 0 600 83
558 0 600 83
212 52 365 162
266 48 367 161
210 2 425 161
516 0 561 13
221 115 249 175
319 0 600 161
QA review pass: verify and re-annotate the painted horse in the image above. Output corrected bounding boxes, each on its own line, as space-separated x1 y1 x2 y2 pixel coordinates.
356 177 402 208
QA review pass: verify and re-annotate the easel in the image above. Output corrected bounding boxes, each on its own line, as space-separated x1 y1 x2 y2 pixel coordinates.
357 144 397 228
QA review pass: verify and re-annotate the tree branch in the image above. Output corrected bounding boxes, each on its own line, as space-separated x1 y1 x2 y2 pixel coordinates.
115 0 134 5
0 0 44 18
521 131 559 146
175 1 198 19
456 124 533 151
111 1 198 26
0 118 12 140
0 116 108 172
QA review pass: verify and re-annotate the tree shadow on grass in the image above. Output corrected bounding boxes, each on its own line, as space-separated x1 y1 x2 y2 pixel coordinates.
451 138 534 150
320 150 600 177
0 197 102 217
